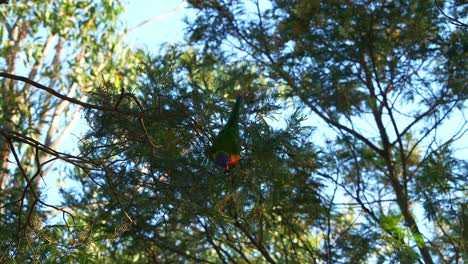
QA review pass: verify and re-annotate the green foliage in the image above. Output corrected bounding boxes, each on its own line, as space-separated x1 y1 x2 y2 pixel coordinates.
0 0 142 262
2 0 466 262
183 0 467 262
71 48 326 262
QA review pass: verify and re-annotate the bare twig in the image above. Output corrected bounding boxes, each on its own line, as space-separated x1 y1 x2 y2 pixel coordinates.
126 0 187 34
433 0 468 28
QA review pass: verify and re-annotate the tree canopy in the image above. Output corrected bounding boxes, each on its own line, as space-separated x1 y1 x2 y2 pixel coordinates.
1 0 466 263
0 0 142 261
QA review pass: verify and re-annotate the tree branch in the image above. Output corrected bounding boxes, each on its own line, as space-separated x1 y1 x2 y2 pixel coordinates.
0 72 184 120
126 0 187 34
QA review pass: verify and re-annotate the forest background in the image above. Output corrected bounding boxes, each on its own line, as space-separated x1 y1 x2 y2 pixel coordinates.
0 0 466 263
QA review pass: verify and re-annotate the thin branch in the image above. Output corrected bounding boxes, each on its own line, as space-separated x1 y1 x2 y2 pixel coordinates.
433 0 468 28
197 218 233 264
126 0 187 34
0 72 184 120
233 219 277 264
7 139 74 231
219 224 252 263
0 127 97 168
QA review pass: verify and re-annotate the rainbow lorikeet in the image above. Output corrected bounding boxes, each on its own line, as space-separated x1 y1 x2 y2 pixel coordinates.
210 96 241 171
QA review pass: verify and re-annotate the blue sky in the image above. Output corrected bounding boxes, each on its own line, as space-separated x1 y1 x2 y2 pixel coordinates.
123 0 191 48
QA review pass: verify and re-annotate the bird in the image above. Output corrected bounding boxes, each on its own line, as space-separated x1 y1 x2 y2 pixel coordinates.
210 96 241 171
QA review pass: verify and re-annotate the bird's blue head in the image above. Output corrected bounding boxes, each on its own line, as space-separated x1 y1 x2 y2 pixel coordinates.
214 152 230 168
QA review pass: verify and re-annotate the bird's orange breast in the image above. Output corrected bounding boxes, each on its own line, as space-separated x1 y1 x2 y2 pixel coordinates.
226 155 241 171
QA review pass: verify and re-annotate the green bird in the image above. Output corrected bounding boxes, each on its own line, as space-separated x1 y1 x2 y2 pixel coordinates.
210 96 241 171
